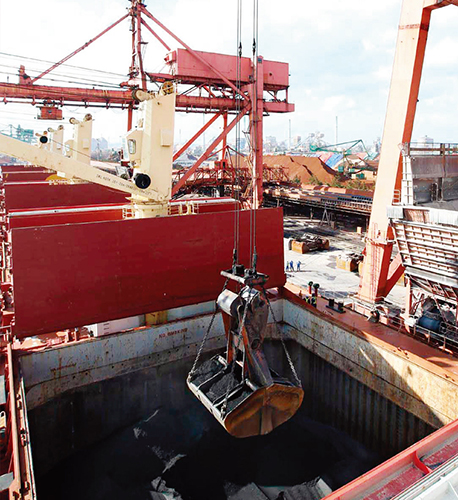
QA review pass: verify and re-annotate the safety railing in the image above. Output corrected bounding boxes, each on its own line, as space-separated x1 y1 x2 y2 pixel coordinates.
402 142 458 156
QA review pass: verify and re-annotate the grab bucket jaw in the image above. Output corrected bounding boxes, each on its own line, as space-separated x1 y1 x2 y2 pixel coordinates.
187 356 304 438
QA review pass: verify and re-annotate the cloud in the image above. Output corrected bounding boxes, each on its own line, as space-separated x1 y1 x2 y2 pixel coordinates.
0 0 457 147
425 37 458 67
373 65 392 82
322 95 356 114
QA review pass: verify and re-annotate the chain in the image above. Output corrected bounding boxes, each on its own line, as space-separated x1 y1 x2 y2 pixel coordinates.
262 288 302 388
221 296 250 416
188 278 229 378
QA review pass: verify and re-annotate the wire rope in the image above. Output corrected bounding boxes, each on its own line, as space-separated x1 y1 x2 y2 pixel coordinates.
233 0 243 270
0 62 124 84
250 0 259 271
0 69 122 89
0 52 126 77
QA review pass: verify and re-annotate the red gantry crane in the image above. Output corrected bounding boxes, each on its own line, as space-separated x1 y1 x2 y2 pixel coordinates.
0 0 294 208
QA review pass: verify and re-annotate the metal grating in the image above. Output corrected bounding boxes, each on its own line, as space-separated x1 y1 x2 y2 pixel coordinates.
392 219 458 289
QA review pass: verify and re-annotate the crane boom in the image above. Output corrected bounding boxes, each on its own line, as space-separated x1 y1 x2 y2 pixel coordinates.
0 132 159 200
0 86 176 217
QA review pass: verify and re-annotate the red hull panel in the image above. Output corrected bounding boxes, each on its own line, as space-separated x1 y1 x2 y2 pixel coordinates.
2 171 54 183
3 182 129 210
8 206 125 229
11 208 285 338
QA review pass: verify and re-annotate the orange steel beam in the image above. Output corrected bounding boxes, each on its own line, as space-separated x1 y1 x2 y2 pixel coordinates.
172 109 248 196
358 0 457 303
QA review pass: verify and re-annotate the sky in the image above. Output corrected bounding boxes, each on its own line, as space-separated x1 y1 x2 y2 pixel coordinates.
0 0 457 149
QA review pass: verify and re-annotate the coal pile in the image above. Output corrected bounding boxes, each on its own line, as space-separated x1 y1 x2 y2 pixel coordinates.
206 373 238 402
37 403 380 500
190 357 224 387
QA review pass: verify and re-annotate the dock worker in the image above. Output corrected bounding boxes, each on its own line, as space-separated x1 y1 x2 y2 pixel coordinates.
296 261 301 272
290 260 294 271
286 261 290 272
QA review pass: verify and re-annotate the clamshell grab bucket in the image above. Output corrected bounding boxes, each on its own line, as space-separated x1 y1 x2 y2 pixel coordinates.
187 268 304 438
187 355 304 438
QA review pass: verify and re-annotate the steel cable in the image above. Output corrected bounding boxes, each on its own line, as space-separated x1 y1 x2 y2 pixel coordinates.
233 0 243 268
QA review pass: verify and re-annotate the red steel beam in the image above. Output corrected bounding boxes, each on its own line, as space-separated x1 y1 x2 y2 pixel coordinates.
175 95 241 112
0 82 292 113
173 111 223 162
141 18 171 52
136 6 147 90
250 56 264 208
172 108 248 196
140 5 246 100
146 69 290 93
0 82 134 106
30 13 129 84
